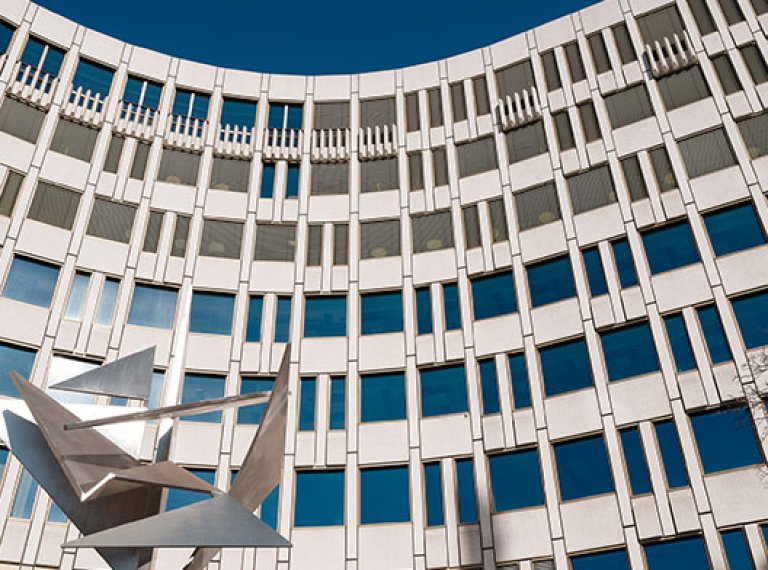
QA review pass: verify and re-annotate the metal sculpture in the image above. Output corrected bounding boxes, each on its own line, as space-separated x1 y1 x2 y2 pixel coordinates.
1 344 293 570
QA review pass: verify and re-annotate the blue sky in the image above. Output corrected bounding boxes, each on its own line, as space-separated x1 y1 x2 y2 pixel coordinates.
35 0 600 75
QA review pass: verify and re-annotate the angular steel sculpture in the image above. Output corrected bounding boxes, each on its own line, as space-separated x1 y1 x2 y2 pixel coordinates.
1 345 293 569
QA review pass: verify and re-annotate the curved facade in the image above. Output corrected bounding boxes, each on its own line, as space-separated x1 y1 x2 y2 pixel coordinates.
0 0 768 568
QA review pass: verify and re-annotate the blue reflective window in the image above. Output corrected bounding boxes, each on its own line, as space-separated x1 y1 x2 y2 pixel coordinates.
642 221 701 274
508 353 531 409
664 314 696 372
189 291 235 335
424 462 443 526
299 378 316 431
285 165 300 198
329 376 346 430
361 291 403 334
697 305 732 364
11 469 38 519
260 164 275 198
181 374 225 423
220 98 257 129
655 419 689 488
304 296 346 337
0 448 8 479
48 499 66 523
287 104 303 129
123 76 162 109
21 38 64 77
416 287 433 334
360 465 410 524
539 338 594 397
488 449 545 511
471 272 517 319
2 257 59 308
420 364 468 417
479 359 500 415
612 238 638 288
732 290 768 349
691 407 763 473
361 372 406 422
583 246 608 296
554 435 614 501
166 468 215 511
172 89 209 119
294 470 344 527
644 536 711 570
127 284 177 329
267 104 285 129
571 549 630 570
704 202 766 256
245 295 264 342
71 59 113 97
0 21 14 55
527 255 576 307
456 458 478 524
95 277 119 326
65 272 89 320
600 321 660 381
620 427 652 495
237 378 273 424
260 485 279 529
721 529 753 570
443 283 461 330
274 296 291 343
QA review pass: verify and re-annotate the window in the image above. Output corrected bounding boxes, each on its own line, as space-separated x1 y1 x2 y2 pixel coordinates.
456 458 477 524
103 135 124 173
2 257 59 308
565 42 586 82
705 202 766 257
416 287 432 335
11 469 38 519
721 529 753 570
541 50 562 90
496 60 536 100
237 377 273 424
678 128 737 178
210 157 250 193
286 165 300 198
553 111 575 151
428 88 443 127
329 376 345 430
582 247 607 296
130 142 150 180
508 353 531 409
405 93 420 132
95 277 119 326
479 359 500 414
664 314 696 372
313 101 349 130
171 215 190 257
515 182 561 231
0 98 45 143
433 147 449 186
463 205 481 249
713 54 743 95
554 435 614 500
457 137 498 177
171 88 209 121
361 372 406 422
489 199 508 242
122 75 162 110
613 23 636 64
245 295 263 342
0 171 23 217
649 146 677 191
220 97 257 129
412 211 454 253
733 290 768 348
274 296 291 343
539 338 594 396
527 255 576 307
360 466 410 524
361 219 400 258
0 21 14 54
572 549 630 570
299 378 316 431
621 155 649 201
361 157 398 193
408 153 424 191
636 5 686 42
751 0 768 14
578 102 601 143
689 0 717 34
306 226 322 267
588 32 611 74
189 291 235 335
142 211 163 253
471 272 517 319
86 199 136 244
181 375 225 422
165 468 215 511
294 471 344 527
655 419 689 488
260 163 275 198
420 364 468 417
566 165 617 214
361 291 403 335
424 463 443 526
360 97 396 128
200 219 243 259
304 296 346 337
604 84 653 129
473 76 490 115
311 162 348 195
488 449 545 511
71 58 113 98
738 112 768 159
644 536 711 569
642 221 700 274
741 45 768 84
254 224 296 261
696 305 732 364
267 102 302 130
27 182 80 230
600 321 660 381
451 83 467 122
50 119 98 161
127 283 177 329
691 406 763 473
0 342 36 397
658 67 711 110
505 120 548 163
259 486 279 530
65 272 89 320
158 149 200 186
443 283 461 331
620 427 652 495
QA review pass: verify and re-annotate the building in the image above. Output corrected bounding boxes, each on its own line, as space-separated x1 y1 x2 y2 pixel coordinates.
0 0 767 567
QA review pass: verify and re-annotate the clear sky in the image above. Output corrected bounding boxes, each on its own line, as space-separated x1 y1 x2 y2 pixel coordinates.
34 0 601 75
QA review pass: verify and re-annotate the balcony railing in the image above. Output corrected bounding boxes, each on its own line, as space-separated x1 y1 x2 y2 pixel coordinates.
8 61 58 109
497 86 541 132
61 86 107 126
164 113 207 151
262 128 302 162
645 31 697 78
215 123 256 158
358 124 397 160
310 128 350 163
115 101 157 140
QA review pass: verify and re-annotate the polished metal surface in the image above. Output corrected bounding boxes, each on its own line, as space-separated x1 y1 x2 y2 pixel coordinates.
83 461 216 501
